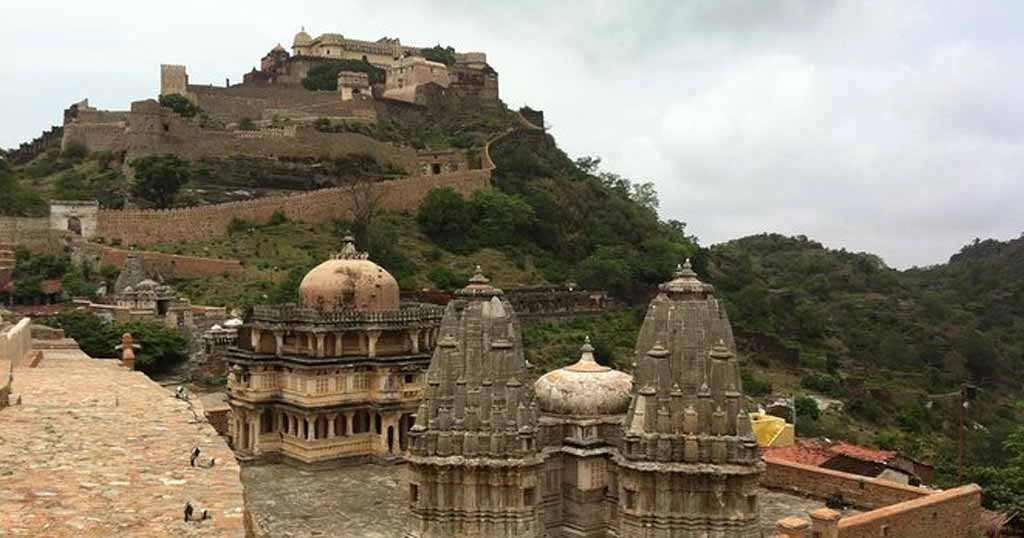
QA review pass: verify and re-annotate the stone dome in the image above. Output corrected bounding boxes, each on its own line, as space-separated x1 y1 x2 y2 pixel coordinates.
534 338 633 417
293 29 312 47
297 236 400 313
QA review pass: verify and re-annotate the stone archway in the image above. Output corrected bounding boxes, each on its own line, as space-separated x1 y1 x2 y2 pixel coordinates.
67 216 82 235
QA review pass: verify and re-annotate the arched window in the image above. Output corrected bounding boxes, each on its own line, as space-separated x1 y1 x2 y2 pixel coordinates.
67 216 82 235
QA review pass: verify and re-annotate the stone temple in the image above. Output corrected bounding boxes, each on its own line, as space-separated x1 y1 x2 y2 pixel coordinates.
225 236 444 464
406 260 763 538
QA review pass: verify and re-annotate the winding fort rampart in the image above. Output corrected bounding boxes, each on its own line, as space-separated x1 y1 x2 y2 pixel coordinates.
96 169 489 246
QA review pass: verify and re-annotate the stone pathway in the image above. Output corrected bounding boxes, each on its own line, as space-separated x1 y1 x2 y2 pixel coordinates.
0 349 247 537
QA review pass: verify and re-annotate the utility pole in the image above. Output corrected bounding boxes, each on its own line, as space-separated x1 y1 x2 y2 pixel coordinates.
958 383 977 484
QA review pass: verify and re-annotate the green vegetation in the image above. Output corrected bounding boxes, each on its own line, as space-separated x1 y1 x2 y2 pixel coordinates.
708 232 1024 503
130 154 193 209
0 157 47 216
420 45 457 66
302 59 384 90
7 248 107 302
158 93 200 118
237 117 257 131
44 310 188 374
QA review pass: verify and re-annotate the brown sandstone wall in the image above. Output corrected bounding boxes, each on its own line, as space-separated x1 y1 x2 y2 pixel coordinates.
96 170 490 246
62 122 129 153
98 248 246 279
188 85 375 123
0 217 66 253
762 458 928 509
837 485 981 538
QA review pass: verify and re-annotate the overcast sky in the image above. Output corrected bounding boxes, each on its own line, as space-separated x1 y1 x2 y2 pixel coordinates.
2 1 1021 267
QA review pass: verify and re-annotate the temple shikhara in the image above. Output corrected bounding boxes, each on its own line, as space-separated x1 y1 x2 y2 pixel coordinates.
225 237 443 464
405 261 762 538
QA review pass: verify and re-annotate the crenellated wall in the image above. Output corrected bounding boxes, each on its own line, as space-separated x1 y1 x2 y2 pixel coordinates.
96 170 490 246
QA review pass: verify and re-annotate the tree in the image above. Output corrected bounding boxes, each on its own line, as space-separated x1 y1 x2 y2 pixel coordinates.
420 45 457 66
343 176 388 247
302 59 384 90
45 310 188 373
417 188 473 253
468 189 535 248
795 395 821 422
158 94 200 118
130 154 192 209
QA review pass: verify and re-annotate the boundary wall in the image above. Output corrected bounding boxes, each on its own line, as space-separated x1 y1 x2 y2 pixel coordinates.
764 458 982 538
98 248 245 279
763 458 927 509
96 170 489 246
1 319 32 408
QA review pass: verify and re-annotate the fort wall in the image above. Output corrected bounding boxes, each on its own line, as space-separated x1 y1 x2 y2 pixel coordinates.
188 84 376 123
8 126 63 164
762 458 928 509
98 248 246 279
0 217 66 252
95 169 490 246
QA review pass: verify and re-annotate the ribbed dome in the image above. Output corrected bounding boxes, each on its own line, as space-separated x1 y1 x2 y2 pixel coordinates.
297 236 400 313
534 338 633 417
293 29 312 47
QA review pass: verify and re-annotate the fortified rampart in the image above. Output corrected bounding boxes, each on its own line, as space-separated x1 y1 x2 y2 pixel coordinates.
186 84 377 124
7 126 64 164
63 99 420 169
96 170 489 246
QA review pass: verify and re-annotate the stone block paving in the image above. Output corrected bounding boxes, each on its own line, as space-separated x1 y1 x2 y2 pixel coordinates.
241 462 832 538
0 349 246 537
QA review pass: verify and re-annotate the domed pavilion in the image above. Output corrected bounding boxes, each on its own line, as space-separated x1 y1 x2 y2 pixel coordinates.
225 236 444 465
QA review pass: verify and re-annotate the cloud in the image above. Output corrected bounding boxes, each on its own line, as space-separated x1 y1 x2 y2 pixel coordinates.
1 0 1021 267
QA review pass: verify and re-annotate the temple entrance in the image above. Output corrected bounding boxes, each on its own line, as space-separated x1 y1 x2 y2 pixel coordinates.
387 426 395 454
67 216 82 235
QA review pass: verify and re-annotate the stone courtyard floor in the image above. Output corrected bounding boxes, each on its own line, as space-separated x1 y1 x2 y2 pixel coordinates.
242 462 835 538
0 349 246 537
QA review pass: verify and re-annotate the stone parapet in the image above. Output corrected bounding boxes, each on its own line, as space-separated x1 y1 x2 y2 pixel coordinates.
251 303 444 327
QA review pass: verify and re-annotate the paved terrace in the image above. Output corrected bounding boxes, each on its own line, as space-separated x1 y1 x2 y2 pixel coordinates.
243 463 841 538
0 348 247 537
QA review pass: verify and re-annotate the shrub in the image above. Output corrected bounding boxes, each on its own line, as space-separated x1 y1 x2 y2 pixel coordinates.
237 117 257 131
795 395 821 422
268 209 288 226
427 267 468 290
800 372 841 395
417 188 473 253
302 59 384 90
44 310 188 373
741 371 773 397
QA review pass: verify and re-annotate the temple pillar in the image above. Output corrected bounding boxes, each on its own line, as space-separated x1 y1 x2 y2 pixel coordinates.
327 414 336 438
250 328 261 352
315 333 326 357
250 415 259 452
367 330 381 358
344 412 352 435
409 329 421 354
334 332 344 355
273 331 284 356
306 417 314 441
306 333 316 357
